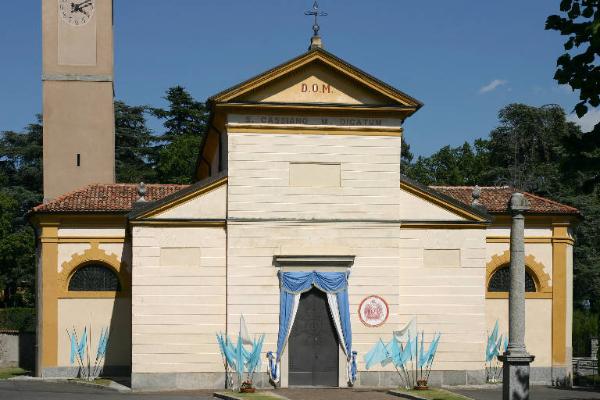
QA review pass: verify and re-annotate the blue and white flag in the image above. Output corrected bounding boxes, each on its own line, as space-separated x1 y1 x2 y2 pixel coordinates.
364 339 389 370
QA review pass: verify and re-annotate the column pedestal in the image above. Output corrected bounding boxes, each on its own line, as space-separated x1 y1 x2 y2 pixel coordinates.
499 353 535 400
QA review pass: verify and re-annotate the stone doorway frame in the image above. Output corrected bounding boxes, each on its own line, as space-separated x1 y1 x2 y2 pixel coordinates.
273 255 355 388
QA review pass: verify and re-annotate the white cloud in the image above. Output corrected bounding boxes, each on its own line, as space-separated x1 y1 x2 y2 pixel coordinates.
479 79 508 94
567 108 600 132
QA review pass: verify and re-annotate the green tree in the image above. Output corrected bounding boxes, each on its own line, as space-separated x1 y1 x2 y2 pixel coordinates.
546 1 600 313
406 140 490 186
573 309 599 356
0 118 42 307
405 104 577 192
486 104 576 196
0 191 35 307
0 115 43 193
401 140 414 173
151 86 208 183
115 100 156 183
546 0 600 189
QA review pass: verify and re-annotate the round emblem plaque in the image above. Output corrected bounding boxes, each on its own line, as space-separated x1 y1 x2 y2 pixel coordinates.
358 295 389 327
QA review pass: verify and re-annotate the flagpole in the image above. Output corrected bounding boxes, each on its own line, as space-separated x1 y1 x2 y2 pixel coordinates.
384 338 408 389
397 340 411 389
409 333 415 389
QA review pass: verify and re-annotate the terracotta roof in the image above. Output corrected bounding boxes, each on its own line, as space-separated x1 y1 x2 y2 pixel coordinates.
33 183 189 213
431 186 580 215
32 181 579 216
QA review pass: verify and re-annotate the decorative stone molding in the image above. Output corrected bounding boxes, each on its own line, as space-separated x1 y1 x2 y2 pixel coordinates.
486 250 552 299
273 255 355 268
58 242 130 299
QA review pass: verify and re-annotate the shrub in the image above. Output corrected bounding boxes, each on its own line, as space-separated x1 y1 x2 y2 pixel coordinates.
573 309 598 357
0 308 35 333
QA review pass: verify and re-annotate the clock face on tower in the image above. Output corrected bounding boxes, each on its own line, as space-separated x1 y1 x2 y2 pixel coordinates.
59 0 96 26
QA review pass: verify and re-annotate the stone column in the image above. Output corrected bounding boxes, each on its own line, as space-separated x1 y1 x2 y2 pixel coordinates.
499 192 535 400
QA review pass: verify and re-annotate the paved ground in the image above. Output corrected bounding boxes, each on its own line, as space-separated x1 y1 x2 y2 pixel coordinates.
0 380 215 400
1 381 600 400
278 388 397 400
453 386 600 400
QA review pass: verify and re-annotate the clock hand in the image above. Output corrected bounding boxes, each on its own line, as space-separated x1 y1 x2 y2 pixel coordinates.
77 0 93 8
72 0 92 13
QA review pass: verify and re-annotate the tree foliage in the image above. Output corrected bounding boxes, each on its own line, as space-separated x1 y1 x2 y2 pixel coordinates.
545 1 600 309
408 141 490 186
546 0 600 190
546 0 600 118
486 104 575 196
150 86 208 183
0 118 42 307
0 188 37 307
0 115 43 193
115 100 156 183
573 309 598 357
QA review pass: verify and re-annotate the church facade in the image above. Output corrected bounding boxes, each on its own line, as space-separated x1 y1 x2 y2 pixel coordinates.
32 0 578 391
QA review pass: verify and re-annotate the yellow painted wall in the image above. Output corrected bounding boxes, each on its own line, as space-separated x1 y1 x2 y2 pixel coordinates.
486 299 552 366
58 298 131 367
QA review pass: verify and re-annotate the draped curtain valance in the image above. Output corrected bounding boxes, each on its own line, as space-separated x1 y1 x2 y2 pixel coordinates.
279 270 349 294
267 270 356 385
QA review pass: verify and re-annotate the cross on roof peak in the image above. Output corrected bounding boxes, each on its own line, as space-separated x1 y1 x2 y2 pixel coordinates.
305 1 327 38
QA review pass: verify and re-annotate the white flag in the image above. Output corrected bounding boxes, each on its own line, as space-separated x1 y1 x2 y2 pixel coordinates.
393 317 417 342
240 314 253 346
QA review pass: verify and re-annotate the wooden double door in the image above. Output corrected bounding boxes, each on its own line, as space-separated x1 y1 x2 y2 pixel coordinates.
288 287 340 387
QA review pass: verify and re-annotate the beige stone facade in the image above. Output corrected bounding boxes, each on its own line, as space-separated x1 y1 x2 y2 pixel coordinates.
32 38 579 390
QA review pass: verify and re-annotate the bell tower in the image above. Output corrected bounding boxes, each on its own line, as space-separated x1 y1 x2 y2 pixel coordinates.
42 0 115 201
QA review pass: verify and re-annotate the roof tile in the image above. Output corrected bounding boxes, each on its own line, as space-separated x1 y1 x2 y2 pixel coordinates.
431 186 579 215
32 182 579 216
33 183 188 213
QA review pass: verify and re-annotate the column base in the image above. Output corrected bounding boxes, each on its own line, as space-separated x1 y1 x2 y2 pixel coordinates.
498 353 535 400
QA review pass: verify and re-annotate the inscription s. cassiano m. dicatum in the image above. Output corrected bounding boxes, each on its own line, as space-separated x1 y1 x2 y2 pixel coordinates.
242 115 384 126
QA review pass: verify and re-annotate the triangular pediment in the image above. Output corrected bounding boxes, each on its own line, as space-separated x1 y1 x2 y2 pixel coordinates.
209 48 422 109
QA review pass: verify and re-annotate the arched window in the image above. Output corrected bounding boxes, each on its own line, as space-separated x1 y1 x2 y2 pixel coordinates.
68 263 121 292
488 266 536 292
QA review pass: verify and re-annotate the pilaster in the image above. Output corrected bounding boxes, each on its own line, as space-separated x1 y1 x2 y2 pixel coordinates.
551 223 570 376
39 223 59 372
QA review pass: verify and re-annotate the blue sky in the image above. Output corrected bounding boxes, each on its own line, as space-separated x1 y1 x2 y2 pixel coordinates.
0 1 591 156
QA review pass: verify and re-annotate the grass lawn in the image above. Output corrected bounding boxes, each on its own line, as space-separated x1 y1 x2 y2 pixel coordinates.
215 390 282 400
390 388 473 400
68 378 114 386
0 367 29 379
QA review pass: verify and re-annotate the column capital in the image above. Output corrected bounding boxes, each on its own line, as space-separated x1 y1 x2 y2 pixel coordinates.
510 192 530 214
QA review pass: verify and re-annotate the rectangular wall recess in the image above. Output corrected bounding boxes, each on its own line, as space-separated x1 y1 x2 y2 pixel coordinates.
289 162 341 187
424 249 461 267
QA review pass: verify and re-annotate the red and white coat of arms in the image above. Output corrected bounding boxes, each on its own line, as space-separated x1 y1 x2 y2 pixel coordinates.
358 295 389 327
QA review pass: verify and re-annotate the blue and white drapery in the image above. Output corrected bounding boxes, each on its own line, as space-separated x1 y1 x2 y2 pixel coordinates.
267 270 356 385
